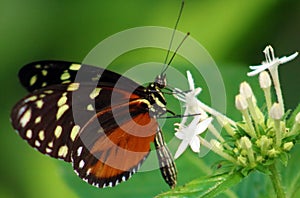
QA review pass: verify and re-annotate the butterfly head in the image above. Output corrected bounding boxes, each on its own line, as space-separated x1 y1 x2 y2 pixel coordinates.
155 73 167 89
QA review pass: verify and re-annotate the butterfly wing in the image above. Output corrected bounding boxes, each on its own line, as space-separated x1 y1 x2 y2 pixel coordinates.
72 99 158 187
11 61 177 188
18 60 142 93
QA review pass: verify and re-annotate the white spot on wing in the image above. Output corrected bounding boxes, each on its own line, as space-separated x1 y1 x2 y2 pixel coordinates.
35 140 41 147
17 106 26 118
86 168 92 176
26 129 33 139
79 160 85 168
77 146 83 156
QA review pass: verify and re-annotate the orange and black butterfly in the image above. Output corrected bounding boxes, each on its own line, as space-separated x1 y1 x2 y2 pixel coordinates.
10 60 177 188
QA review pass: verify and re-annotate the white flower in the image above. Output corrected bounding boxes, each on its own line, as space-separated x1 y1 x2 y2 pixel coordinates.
174 116 213 159
173 71 208 126
247 45 298 76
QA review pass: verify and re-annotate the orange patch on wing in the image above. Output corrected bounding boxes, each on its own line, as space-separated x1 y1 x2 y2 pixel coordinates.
89 113 157 178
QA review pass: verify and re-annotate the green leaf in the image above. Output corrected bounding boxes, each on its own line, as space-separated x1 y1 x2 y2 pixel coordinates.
287 104 300 128
156 172 244 198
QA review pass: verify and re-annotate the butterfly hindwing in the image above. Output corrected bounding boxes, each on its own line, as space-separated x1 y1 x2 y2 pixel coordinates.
11 84 78 161
72 99 158 187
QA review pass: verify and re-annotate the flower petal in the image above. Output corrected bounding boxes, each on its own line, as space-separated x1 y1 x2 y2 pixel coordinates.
195 117 213 134
278 52 298 64
173 88 186 102
187 70 195 91
175 131 185 140
248 62 276 75
190 136 200 153
174 140 189 159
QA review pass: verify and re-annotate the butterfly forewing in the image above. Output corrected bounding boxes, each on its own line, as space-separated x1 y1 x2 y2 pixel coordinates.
11 83 100 161
19 61 142 93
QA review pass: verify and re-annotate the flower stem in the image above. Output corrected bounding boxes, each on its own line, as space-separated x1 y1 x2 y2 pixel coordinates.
241 109 257 138
208 124 232 150
198 101 236 126
269 66 284 113
263 87 272 112
199 137 238 165
274 119 282 148
269 163 286 198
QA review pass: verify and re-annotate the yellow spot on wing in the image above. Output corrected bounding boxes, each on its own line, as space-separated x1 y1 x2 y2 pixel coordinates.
89 87 102 99
24 95 37 102
86 104 94 111
20 108 31 127
39 130 45 141
70 125 80 141
48 141 53 148
41 70 47 76
58 145 68 157
29 75 37 86
67 83 79 91
57 95 67 107
56 104 69 120
35 116 41 124
35 100 44 109
44 90 53 94
61 72 71 81
54 125 62 138
69 64 81 70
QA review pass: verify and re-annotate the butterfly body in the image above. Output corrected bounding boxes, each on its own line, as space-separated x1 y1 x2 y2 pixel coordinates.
11 61 177 188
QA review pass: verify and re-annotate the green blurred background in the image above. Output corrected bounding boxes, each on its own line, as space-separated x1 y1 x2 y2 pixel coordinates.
1 0 299 198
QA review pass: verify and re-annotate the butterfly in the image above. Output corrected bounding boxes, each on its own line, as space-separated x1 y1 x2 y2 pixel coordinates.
10 60 177 188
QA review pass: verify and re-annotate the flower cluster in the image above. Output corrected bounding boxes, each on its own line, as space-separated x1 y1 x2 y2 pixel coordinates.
173 45 300 174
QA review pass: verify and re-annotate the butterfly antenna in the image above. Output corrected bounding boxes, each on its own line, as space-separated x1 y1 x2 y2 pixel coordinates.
161 0 185 74
163 32 189 74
